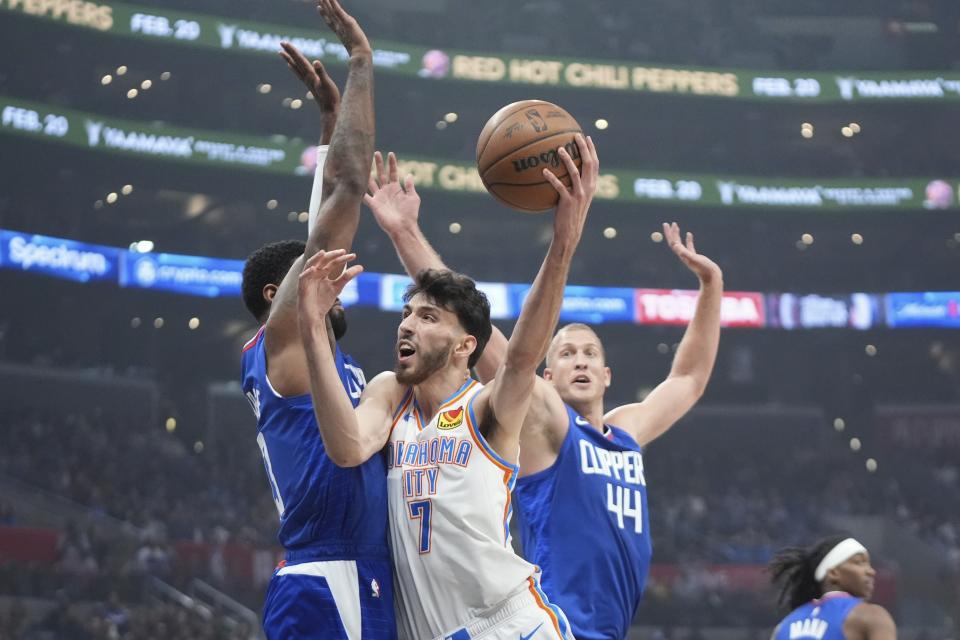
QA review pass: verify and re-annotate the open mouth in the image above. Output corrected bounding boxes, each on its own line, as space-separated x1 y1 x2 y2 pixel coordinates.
397 340 417 363
572 374 591 385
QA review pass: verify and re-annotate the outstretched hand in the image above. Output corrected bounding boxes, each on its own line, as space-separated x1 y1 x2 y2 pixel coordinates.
663 222 722 285
543 133 598 250
364 151 421 236
279 42 340 114
317 0 372 57
298 249 364 325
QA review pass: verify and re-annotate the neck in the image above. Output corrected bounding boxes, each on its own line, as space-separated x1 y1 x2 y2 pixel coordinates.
821 581 848 596
412 366 470 418
568 397 606 431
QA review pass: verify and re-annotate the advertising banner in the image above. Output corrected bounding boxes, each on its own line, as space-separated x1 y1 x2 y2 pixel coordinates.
4 0 960 103
634 289 765 328
767 293 881 330
119 251 244 297
0 230 119 283
4 97 957 211
885 292 960 328
2 228 959 331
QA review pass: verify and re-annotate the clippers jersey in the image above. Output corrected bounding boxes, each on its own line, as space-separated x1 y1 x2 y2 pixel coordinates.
241 326 389 560
514 406 652 640
386 379 542 639
775 593 862 640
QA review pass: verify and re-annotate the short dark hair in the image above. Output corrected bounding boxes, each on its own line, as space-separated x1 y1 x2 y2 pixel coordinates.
241 240 305 322
404 269 491 369
768 534 849 611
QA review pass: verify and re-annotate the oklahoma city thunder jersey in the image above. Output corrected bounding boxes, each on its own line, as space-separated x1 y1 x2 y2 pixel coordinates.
241 326 389 561
775 593 862 640
513 405 652 640
386 378 538 639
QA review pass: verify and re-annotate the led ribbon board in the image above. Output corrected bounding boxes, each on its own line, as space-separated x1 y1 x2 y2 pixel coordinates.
3 229 959 329
2 96 957 211
3 0 960 103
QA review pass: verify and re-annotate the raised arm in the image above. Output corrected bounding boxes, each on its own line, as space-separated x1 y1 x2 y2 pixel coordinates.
264 0 375 395
365 151 509 383
605 222 722 447
298 250 398 466
279 41 339 147
476 134 598 462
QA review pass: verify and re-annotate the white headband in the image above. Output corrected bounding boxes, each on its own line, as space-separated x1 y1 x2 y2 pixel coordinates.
814 538 868 581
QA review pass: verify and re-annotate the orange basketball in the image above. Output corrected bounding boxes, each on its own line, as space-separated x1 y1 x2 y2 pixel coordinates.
476 100 583 213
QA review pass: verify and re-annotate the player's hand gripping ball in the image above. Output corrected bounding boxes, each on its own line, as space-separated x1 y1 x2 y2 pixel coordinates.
476 100 583 213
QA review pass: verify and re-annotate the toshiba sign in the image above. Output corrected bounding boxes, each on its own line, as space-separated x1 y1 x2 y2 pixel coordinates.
634 289 765 328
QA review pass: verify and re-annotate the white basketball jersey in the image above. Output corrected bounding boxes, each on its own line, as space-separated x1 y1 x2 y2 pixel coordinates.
387 378 536 639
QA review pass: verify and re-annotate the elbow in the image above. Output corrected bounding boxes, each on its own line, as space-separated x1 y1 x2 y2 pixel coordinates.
323 171 367 199
336 171 369 197
323 160 370 198
670 372 709 401
322 432 378 468
690 376 710 400
326 448 367 468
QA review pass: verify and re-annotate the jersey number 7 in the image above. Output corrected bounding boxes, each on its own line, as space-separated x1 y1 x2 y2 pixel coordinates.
408 499 432 554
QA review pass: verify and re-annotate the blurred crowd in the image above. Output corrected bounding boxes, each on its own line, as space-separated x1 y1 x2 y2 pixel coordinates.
1 412 275 547
2 408 959 632
0 597 249 640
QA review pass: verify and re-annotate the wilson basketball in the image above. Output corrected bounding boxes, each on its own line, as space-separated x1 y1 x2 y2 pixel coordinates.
476 100 583 213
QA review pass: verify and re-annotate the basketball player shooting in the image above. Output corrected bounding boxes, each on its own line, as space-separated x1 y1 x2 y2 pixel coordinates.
769 536 897 640
297 135 599 639
365 152 722 639
239 1 397 638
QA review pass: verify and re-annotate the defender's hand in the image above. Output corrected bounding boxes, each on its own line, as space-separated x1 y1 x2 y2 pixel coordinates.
364 151 421 236
279 42 340 115
317 0 372 57
543 133 598 251
663 222 722 285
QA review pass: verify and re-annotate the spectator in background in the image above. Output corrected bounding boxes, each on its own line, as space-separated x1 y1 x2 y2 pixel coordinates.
57 521 99 578
134 536 172 578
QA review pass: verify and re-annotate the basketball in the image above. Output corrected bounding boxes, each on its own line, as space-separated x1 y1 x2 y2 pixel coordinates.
476 100 583 213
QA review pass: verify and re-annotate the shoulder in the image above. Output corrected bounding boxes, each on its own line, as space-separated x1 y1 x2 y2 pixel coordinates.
363 371 401 393
357 371 408 415
847 602 896 632
602 403 645 441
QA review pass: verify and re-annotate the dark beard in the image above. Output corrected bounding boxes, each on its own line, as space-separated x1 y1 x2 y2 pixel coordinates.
329 306 348 341
395 340 452 385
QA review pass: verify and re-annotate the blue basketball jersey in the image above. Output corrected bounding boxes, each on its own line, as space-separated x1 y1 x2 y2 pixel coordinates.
240 326 389 561
775 593 862 640
513 405 652 640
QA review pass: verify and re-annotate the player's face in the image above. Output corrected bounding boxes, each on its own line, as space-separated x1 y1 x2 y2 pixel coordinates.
833 552 876 599
328 298 348 340
544 329 610 404
395 294 459 385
